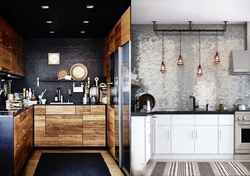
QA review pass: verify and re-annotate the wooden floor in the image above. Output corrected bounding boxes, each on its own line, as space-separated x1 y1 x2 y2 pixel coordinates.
19 148 125 176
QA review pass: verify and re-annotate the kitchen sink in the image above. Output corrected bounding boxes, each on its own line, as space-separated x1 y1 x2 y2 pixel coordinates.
50 102 74 105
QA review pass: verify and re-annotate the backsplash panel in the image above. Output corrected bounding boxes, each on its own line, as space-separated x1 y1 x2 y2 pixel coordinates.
11 38 104 104
131 24 250 111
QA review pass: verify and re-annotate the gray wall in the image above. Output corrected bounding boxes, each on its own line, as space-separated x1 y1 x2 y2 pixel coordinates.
131 24 250 111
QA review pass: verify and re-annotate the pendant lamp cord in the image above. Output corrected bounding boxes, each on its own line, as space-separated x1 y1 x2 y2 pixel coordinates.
216 30 218 52
199 31 201 65
180 32 182 55
162 32 164 62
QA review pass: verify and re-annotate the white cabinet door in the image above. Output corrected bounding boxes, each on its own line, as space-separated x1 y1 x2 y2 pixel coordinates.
172 126 194 153
155 126 170 154
195 126 218 154
145 127 151 163
131 116 146 171
219 126 234 154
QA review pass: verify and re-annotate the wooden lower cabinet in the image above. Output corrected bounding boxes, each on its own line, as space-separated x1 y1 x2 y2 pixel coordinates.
13 106 33 176
107 105 115 158
34 105 106 147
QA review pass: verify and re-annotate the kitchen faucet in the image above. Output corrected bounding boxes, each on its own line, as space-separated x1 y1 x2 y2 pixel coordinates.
189 95 199 111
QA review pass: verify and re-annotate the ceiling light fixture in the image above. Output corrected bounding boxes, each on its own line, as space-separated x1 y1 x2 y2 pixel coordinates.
177 31 184 67
160 33 166 73
86 5 94 9
197 31 203 77
80 31 86 33
46 21 52 24
41 6 49 9
49 31 55 34
213 31 220 64
83 21 89 24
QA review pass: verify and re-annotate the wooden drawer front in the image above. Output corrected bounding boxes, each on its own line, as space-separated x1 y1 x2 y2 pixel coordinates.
46 106 75 114
195 115 218 125
172 115 195 125
14 140 25 176
83 127 105 135
59 135 82 146
155 115 171 126
219 115 234 125
83 115 105 121
91 105 105 114
83 121 105 128
34 134 58 146
83 135 105 146
34 115 45 134
34 106 45 114
76 106 91 114
46 115 83 135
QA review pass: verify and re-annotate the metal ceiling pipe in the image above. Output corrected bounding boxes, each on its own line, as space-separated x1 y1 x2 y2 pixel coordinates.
152 21 227 33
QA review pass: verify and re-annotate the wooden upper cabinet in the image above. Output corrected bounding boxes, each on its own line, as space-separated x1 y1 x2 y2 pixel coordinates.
109 28 115 54
115 19 121 49
121 7 130 45
0 16 25 76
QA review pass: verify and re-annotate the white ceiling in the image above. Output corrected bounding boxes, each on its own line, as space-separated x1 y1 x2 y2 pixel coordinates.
131 0 250 24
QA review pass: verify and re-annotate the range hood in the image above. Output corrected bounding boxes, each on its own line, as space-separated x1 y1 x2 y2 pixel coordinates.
232 22 250 74
232 50 250 74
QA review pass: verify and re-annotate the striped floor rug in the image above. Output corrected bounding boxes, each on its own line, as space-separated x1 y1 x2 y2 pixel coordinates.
151 162 250 176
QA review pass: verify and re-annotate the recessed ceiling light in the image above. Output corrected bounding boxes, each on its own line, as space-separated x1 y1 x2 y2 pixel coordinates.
80 31 86 33
49 31 55 33
83 21 89 24
41 6 49 9
46 21 52 24
86 5 94 9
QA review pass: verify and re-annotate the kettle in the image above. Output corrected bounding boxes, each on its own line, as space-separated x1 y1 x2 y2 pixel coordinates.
235 99 246 110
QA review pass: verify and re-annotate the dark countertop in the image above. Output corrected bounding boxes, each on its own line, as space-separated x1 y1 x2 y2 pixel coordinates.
132 110 235 116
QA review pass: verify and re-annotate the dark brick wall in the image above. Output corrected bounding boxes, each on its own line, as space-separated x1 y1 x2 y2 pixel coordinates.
12 38 104 104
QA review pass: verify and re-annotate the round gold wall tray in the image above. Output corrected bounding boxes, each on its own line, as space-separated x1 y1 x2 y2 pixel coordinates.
70 63 88 81
57 69 69 80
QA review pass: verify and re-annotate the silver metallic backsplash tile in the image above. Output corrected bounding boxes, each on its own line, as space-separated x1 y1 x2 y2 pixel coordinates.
131 24 250 111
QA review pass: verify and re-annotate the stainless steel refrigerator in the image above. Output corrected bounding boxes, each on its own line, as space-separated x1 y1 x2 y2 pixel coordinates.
110 41 131 175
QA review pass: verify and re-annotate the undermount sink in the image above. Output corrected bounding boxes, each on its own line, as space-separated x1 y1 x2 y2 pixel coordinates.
50 102 74 105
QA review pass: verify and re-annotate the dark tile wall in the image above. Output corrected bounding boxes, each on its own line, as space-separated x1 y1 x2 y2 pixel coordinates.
12 38 104 104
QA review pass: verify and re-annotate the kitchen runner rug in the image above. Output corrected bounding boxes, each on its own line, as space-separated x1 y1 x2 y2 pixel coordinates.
151 161 250 176
34 153 111 176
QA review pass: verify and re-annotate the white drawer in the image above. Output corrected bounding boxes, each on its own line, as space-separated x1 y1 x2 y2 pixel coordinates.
219 115 234 125
154 115 171 126
195 115 218 125
171 115 194 125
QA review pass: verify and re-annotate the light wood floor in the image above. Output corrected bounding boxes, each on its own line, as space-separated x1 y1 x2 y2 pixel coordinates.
19 148 125 176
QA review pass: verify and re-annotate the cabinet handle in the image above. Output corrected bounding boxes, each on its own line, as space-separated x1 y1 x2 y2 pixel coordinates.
191 130 194 139
167 130 169 139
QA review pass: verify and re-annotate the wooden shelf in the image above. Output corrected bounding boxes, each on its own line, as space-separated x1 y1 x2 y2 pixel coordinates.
131 79 141 87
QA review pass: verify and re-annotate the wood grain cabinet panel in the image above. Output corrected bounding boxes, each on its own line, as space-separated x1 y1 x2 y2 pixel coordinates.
0 16 25 76
13 106 33 176
121 7 130 46
59 135 82 146
33 105 106 147
91 105 105 115
34 105 45 114
107 105 115 158
46 105 75 114
76 105 91 114
115 20 121 49
46 115 83 135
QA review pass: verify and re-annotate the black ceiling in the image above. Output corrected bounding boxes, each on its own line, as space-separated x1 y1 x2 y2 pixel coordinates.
0 0 130 39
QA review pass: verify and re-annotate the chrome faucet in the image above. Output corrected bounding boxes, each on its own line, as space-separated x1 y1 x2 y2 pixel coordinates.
189 95 199 111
